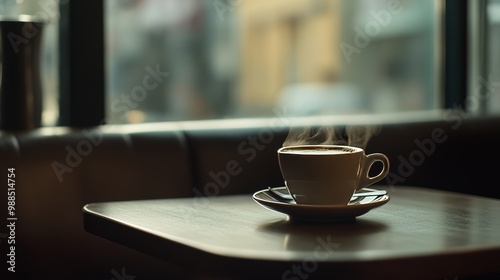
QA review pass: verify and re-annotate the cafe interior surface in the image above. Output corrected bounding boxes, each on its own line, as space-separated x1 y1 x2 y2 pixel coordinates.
1 0 500 279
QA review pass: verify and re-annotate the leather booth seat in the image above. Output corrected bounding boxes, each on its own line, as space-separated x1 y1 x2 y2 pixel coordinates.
1 112 499 279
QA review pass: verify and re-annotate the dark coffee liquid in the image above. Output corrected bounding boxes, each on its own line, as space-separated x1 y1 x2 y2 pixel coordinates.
280 147 355 155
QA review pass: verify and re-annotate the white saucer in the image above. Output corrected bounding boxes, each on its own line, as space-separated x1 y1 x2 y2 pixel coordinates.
252 186 389 222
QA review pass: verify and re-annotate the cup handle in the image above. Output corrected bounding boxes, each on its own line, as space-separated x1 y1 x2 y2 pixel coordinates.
357 153 390 191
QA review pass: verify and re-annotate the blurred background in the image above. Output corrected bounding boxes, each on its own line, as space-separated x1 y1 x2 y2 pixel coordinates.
105 0 439 123
1 0 499 126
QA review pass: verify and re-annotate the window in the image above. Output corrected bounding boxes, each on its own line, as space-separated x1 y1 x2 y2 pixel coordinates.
105 0 441 124
487 0 500 112
7 1 494 128
467 0 500 115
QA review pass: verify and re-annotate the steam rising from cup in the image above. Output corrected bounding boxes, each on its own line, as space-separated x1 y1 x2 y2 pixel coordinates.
283 125 381 149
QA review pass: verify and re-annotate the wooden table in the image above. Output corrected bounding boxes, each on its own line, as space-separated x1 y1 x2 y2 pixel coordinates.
83 186 500 280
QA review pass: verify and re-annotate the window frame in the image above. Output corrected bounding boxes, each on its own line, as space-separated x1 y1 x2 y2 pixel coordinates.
443 0 468 110
58 0 105 127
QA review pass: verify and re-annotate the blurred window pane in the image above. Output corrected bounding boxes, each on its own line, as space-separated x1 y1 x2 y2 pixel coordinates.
105 0 439 124
0 0 60 126
487 0 500 113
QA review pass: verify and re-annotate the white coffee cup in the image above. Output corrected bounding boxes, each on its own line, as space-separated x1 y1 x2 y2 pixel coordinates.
278 145 390 205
